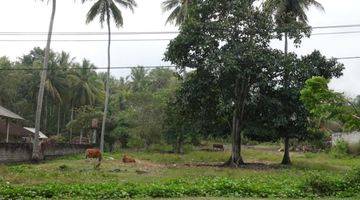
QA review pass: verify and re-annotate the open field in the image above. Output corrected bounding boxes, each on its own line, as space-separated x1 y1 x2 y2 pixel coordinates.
0 144 360 199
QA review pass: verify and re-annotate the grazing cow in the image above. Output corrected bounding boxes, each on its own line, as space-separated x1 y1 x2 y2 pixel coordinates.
85 148 102 162
213 144 225 151
122 155 136 163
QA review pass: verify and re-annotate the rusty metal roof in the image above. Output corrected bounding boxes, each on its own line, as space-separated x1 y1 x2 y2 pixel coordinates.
0 105 24 120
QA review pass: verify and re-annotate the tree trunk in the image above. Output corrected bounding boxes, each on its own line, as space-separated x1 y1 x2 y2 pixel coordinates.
92 130 97 144
225 79 245 167
44 95 48 132
282 32 292 165
79 129 83 144
57 104 61 135
284 32 288 55
5 119 10 143
227 113 244 167
69 105 74 143
176 133 184 154
33 0 56 161
281 136 291 165
100 14 112 153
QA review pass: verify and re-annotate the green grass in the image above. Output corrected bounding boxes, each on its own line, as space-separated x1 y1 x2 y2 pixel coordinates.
0 144 360 199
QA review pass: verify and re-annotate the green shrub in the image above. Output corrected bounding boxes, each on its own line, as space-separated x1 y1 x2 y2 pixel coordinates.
127 136 145 149
304 173 344 196
58 164 70 171
330 139 349 158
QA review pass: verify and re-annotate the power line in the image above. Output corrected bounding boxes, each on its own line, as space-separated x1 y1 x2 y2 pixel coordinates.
0 65 176 71
336 56 360 60
0 31 179 36
312 24 360 29
0 23 358 36
1 56 360 71
0 30 359 43
0 39 173 42
312 30 360 36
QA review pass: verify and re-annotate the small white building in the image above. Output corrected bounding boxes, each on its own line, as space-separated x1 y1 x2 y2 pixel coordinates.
22 127 48 143
332 132 360 145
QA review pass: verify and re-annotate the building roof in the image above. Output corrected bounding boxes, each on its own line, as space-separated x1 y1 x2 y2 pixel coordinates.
0 106 24 120
23 127 48 139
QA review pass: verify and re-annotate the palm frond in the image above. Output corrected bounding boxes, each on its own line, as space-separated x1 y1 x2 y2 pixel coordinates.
109 1 124 27
85 0 104 25
162 0 180 12
115 0 137 13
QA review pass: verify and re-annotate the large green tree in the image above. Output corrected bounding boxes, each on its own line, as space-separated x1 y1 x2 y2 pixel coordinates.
33 0 57 161
165 0 282 166
82 0 137 152
255 52 344 165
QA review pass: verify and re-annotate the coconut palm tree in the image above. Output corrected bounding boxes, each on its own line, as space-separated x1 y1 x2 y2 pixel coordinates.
44 55 68 135
264 0 323 165
264 0 324 54
162 0 192 25
81 0 137 152
68 59 104 107
67 60 104 143
33 0 57 161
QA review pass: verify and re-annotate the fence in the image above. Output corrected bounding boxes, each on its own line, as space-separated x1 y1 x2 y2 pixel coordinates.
0 143 91 163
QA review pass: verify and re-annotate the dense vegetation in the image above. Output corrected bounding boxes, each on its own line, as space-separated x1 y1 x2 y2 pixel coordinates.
1 0 360 163
1 146 360 199
0 49 181 151
1 0 360 199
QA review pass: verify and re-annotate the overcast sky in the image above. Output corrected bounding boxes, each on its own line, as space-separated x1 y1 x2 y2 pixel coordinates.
0 0 359 97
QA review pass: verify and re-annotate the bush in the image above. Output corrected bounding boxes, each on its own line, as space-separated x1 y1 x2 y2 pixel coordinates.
127 136 145 149
58 164 70 171
330 139 349 158
304 173 343 196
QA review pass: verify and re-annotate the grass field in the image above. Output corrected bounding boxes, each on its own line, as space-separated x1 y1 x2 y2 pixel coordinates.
0 144 360 199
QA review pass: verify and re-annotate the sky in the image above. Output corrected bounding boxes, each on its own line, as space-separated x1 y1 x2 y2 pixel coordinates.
0 0 359 97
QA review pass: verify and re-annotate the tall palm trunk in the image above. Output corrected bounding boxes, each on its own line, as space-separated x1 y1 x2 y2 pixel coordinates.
57 104 61 135
33 0 56 161
70 105 74 142
44 95 48 131
100 14 111 153
80 129 83 144
284 32 288 55
282 31 292 165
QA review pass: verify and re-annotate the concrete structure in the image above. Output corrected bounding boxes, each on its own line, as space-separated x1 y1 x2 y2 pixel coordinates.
332 132 360 145
0 143 91 163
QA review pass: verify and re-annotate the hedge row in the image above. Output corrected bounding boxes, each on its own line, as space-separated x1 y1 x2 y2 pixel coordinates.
1 169 360 199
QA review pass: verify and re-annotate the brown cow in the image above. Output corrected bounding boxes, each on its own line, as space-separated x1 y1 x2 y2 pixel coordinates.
85 148 102 162
122 155 136 163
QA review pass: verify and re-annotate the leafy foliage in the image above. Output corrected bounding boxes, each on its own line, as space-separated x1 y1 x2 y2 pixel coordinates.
301 76 360 132
2 168 360 199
